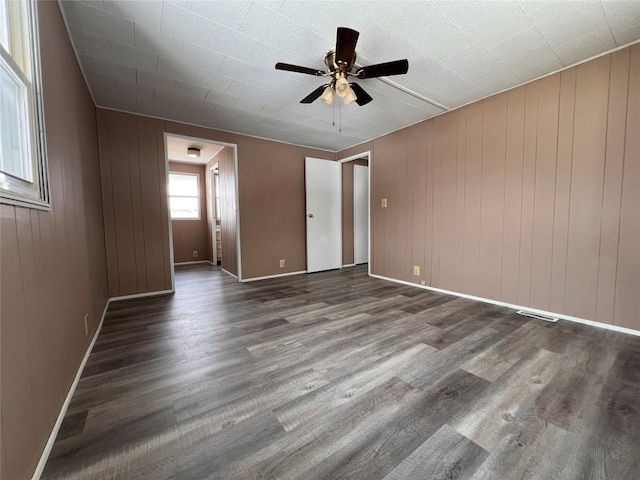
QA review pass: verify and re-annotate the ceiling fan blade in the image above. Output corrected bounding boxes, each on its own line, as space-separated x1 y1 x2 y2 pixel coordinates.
349 83 373 106
335 27 359 67
356 59 409 79
300 85 329 104
275 62 324 76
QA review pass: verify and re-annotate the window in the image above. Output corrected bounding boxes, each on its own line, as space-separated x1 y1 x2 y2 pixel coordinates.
0 0 48 208
169 172 200 219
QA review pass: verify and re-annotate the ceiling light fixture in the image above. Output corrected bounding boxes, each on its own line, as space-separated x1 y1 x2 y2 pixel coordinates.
335 72 349 98
343 85 357 105
321 85 336 104
187 147 201 158
320 79 356 106
275 27 409 107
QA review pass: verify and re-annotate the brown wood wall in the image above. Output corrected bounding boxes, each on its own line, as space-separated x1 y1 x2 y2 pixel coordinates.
168 162 208 263
342 158 369 266
97 110 173 296
338 46 639 331
97 109 335 293
0 3 109 479
237 138 336 278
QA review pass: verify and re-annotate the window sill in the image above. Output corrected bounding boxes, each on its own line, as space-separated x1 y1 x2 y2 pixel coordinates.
0 191 51 210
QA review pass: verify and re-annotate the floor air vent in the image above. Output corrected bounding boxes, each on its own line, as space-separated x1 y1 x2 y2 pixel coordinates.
516 310 559 323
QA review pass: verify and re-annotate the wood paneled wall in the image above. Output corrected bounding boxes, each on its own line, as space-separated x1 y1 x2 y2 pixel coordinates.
168 162 208 263
342 158 368 266
97 109 334 293
237 138 336 279
339 46 639 331
0 3 109 479
97 110 172 296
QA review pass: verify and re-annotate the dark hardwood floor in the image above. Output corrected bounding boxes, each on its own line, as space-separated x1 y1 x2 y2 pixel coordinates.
42 264 640 479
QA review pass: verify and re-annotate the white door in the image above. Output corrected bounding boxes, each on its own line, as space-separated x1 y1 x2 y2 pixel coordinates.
354 165 369 265
305 157 342 273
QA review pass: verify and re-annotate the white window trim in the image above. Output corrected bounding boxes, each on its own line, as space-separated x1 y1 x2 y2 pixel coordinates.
168 171 201 220
0 0 50 210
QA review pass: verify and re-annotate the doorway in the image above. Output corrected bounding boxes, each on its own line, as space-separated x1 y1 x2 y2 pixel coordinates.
164 133 242 288
353 164 369 265
210 164 221 266
339 151 371 271
304 154 371 274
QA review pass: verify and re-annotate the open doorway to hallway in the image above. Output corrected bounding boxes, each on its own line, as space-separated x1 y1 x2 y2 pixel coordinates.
339 152 370 270
164 133 241 289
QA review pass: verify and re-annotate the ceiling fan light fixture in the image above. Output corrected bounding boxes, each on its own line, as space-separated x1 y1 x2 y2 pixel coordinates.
187 147 201 158
275 27 409 107
335 73 349 98
343 85 357 105
321 85 336 104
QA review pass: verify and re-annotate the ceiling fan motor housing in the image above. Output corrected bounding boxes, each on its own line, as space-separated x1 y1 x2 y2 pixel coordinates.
324 49 357 74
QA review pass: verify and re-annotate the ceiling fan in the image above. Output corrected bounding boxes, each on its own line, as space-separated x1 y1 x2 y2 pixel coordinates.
275 27 409 106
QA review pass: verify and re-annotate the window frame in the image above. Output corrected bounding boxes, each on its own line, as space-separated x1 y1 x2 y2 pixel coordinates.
0 0 50 210
168 171 201 221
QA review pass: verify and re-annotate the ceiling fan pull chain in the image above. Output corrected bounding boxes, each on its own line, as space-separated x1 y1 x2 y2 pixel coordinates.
339 101 342 134
332 100 335 127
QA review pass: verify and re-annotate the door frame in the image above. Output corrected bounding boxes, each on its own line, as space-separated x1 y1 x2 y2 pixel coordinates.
209 163 219 266
338 151 372 275
353 164 369 266
163 133 243 290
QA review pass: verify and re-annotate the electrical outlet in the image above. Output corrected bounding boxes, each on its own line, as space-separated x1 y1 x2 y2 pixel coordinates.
381 198 388 208
421 280 426 286
279 259 285 268
413 265 420 276
192 250 198 258
84 314 89 336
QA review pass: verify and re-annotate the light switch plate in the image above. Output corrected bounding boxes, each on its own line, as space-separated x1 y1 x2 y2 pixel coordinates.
381 198 388 208
413 265 420 276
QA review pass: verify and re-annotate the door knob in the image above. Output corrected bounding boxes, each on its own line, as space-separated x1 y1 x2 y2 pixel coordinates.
307 213 314 218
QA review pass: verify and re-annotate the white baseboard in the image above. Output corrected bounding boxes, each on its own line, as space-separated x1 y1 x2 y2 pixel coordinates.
221 268 238 278
241 270 307 282
109 289 174 302
342 263 356 268
32 286 175 478
369 273 640 337
179 260 218 266
32 299 110 480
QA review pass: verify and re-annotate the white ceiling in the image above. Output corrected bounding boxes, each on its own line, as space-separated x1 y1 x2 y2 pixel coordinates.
59 0 640 151
166 134 224 164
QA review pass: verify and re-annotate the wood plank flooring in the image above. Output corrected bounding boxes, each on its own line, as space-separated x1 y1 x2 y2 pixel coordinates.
42 265 640 479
